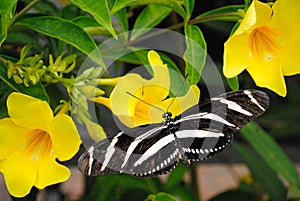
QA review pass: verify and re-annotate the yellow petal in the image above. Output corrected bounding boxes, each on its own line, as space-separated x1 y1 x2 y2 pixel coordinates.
114 115 137 128
0 118 30 159
110 76 169 117
223 33 251 78
172 85 200 113
235 0 272 35
135 84 169 104
247 61 286 96
48 114 81 161
280 25 300 76
148 50 165 66
148 50 170 88
35 155 70 189
7 93 53 130
271 0 300 28
110 74 145 116
156 85 200 117
110 51 169 116
0 151 37 197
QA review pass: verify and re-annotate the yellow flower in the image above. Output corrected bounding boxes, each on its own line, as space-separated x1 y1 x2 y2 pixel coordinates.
0 92 81 197
223 0 300 96
94 50 200 127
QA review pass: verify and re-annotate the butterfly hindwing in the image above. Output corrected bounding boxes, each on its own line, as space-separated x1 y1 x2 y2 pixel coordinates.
77 123 180 177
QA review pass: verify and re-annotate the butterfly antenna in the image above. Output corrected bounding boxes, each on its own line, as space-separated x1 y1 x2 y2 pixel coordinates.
166 74 189 112
126 92 165 113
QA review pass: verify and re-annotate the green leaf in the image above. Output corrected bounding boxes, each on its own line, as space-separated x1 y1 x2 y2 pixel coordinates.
166 185 197 201
71 0 117 38
164 162 187 190
71 16 100 28
0 61 49 102
15 16 105 67
109 0 129 32
226 76 239 91
287 185 300 199
111 0 186 18
184 24 206 85
145 192 176 201
210 190 259 201
0 0 18 46
244 0 251 7
184 0 194 20
196 5 244 21
83 176 120 201
117 175 153 193
71 16 112 36
229 21 241 36
233 142 287 201
241 122 300 188
0 94 8 118
131 5 171 40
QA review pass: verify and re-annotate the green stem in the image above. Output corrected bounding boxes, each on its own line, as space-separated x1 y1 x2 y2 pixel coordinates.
14 0 41 21
102 12 240 54
145 178 159 194
191 163 201 201
0 57 8 65
56 76 74 87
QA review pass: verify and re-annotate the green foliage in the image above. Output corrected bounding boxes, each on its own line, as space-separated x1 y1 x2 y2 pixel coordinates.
184 24 206 85
15 16 105 67
0 61 49 102
71 0 117 38
184 0 195 20
226 76 239 91
111 0 186 18
145 192 176 201
241 123 300 189
131 5 171 40
0 0 18 46
234 142 287 201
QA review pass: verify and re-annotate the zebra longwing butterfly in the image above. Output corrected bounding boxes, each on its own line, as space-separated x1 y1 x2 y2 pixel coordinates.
77 89 269 177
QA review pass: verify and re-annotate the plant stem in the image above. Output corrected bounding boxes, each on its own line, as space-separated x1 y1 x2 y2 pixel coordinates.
14 0 41 21
145 178 159 194
191 163 201 201
102 12 240 54
0 57 8 65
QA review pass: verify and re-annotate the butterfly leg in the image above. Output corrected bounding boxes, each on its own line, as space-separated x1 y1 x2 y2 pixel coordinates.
174 137 190 167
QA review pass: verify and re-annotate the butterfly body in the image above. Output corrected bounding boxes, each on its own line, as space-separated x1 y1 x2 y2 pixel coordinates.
78 89 269 177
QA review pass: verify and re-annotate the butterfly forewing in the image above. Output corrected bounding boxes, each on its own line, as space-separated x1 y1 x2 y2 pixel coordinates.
78 89 269 177
176 89 269 161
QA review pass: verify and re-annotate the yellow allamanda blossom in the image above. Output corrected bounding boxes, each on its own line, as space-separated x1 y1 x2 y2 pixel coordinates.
0 93 81 197
223 0 300 96
94 50 200 127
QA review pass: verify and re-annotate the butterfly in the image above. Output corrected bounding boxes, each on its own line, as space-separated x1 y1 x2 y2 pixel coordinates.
77 89 269 177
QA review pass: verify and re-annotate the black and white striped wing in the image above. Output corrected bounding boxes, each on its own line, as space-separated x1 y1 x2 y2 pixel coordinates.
175 89 269 162
78 123 180 177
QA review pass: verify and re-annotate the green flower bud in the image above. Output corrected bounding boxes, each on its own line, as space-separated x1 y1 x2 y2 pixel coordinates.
12 75 23 84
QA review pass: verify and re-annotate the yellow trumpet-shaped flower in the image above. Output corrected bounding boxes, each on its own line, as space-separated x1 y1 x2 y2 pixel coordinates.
223 0 300 96
94 50 200 128
0 93 81 197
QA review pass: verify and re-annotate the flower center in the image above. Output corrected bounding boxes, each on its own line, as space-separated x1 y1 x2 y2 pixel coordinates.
134 99 152 125
24 129 52 160
249 26 282 61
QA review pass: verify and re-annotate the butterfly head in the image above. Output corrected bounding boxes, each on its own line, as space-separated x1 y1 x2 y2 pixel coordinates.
162 112 172 121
